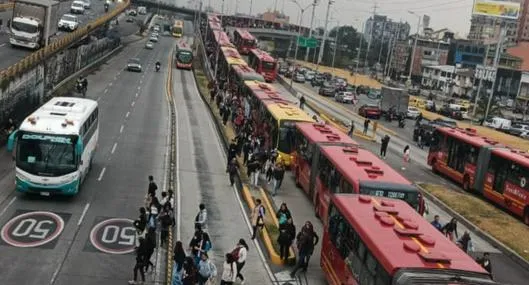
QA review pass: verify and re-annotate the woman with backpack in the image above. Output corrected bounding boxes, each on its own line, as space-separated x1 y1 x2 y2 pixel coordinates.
231 239 249 283
276 203 292 226
220 253 238 285
197 252 217 285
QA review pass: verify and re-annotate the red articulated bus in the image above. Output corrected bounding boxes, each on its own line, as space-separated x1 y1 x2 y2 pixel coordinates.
322 194 498 285
175 41 193 70
293 122 425 221
233 28 256 55
230 65 265 87
248 48 278 82
428 126 529 224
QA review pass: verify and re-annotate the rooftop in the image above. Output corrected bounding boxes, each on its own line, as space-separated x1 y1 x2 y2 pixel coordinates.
296 122 357 146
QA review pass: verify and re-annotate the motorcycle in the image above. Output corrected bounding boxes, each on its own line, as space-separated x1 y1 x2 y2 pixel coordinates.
398 118 406 128
155 64 160 72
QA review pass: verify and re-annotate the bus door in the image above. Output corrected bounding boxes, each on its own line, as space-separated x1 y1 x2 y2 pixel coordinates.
473 146 492 193
446 137 466 174
489 154 508 195
308 146 322 199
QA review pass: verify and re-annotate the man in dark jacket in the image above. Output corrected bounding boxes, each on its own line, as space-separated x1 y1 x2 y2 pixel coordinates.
227 140 238 168
147 176 158 197
476 252 492 275
380 135 390 159
277 218 296 261
290 221 319 277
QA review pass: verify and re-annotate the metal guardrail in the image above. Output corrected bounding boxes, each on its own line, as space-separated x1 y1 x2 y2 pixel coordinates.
0 0 130 82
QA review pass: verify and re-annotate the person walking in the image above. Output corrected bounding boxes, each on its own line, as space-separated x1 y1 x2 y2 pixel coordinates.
476 253 492 275
250 199 265 240
197 252 217 285
299 95 305 110
195 203 208 231
431 215 443 232
182 256 198 285
247 156 261 187
173 241 187 273
380 135 390 159
143 227 156 273
159 204 173 247
402 145 410 170
147 175 158 197
227 139 238 168
290 221 319 277
189 230 212 266
148 196 161 230
276 203 292 226
272 162 285 196
129 238 148 284
220 253 238 285
231 239 249 284
348 121 355 137
227 158 238 186
457 231 474 253
442 218 459 242
277 218 296 261
363 119 370 135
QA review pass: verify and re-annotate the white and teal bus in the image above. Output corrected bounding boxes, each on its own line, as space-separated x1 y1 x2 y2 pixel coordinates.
7 97 99 196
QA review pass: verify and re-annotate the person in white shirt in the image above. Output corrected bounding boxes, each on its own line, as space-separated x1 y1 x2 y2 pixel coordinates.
232 239 249 284
195 203 208 231
220 253 238 285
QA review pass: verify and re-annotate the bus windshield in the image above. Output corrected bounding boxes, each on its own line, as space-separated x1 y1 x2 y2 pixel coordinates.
277 121 297 154
16 133 77 177
359 181 420 211
177 51 193 64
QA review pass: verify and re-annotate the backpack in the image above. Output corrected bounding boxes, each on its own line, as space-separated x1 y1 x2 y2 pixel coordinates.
230 246 241 261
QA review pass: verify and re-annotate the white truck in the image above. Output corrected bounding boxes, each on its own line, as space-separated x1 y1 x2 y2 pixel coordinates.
138 6 147 15
10 0 60 50
380 86 409 116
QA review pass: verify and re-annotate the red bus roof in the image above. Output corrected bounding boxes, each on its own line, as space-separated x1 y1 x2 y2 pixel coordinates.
208 20 222 31
321 145 412 185
493 148 529 167
436 127 500 147
213 31 234 48
235 28 256 41
250 48 276 63
232 65 265 82
295 122 357 146
332 194 490 275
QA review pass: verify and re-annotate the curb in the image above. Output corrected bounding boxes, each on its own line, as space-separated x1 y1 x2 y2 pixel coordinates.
191 54 296 266
416 184 529 271
49 44 124 96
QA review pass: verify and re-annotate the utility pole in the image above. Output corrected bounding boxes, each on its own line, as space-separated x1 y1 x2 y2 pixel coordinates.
377 21 387 65
304 0 318 62
484 23 505 120
385 20 401 78
355 21 364 74
332 21 340 72
472 17 497 119
407 11 421 85
214 0 226 80
249 0 253 16
364 2 378 70
316 0 334 70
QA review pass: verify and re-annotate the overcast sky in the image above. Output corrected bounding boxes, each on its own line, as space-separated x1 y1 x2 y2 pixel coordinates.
180 0 476 37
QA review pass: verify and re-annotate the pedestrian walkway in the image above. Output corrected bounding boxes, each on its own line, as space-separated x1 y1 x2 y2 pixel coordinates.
265 177 327 285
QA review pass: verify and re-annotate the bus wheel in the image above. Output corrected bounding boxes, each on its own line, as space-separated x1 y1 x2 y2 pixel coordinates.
524 208 529 226
463 176 470 192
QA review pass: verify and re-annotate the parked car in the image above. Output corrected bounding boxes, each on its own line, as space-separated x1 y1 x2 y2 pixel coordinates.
358 104 381 119
293 73 305 83
509 124 529 136
278 66 288 75
305 71 315 81
311 76 325 87
319 81 336 96
406 107 421 119
335 92 355 104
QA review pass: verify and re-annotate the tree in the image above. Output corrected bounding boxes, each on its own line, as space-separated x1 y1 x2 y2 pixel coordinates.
321 25 360 66
474 95 503 120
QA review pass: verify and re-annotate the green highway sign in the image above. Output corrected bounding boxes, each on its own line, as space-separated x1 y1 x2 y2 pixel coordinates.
297 37 318 48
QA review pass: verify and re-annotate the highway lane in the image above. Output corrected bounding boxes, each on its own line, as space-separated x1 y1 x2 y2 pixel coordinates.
273 80 529 285
0 33 168 285
0 0 115 70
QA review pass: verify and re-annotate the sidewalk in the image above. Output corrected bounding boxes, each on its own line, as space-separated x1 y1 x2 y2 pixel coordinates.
263 175 327 285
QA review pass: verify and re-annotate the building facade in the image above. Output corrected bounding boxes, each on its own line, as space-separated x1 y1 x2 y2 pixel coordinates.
447 39 487 68
421 65 474 97
468 14 518 47
410 37 451 77
364 15 410 43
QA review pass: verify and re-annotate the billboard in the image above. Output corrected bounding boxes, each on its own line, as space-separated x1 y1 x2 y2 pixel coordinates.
473 0 521 20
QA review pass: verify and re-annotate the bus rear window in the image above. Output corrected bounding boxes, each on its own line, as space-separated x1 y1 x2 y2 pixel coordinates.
359 182 420 211
263 61 276 71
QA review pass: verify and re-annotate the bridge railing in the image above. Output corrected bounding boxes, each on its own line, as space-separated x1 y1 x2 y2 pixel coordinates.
0 0 130 83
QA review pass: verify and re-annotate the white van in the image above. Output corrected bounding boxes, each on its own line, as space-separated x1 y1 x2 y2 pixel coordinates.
448 104 469 119
484 117 512 130
70 1 85 14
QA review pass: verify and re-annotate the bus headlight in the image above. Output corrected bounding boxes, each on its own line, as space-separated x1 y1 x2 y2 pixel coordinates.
59 172 79 184
15 172 30 182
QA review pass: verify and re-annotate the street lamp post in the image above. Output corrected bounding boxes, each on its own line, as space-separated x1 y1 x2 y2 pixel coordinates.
304 0 318 62
316 0 334 70
331 20 340 73
213 0 226 80
407 11 421 86
355 21 364 76
290 0 312 88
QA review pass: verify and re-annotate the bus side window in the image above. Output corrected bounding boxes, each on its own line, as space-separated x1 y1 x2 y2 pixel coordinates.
507 162 529 190
466 146 478 165
318 154 331 188
429 130 442 151
339 178 355 194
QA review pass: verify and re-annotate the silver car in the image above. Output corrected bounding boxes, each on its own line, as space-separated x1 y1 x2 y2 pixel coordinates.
127 58 142 72
293 73 305 83
145 42 154 49
149 35 159 42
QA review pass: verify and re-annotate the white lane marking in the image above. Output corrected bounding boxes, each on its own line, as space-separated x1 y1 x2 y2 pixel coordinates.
0 43 6 47
111 142 118 154
126 111 130 118
119 125 124 133
135 92 139 97
139 80 143 84
0 197 17 218
137 86 141 90
109 82 113 87
131 101 135 107
104 89 108 94
77 203 90 226
50 263 61 284
97 167 106 181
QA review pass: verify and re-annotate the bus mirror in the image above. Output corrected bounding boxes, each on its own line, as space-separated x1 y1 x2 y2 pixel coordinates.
76 139 84 154
7 130 18 153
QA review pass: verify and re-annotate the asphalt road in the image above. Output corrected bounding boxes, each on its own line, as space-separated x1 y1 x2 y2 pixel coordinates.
0 0 115 70
0 25 170 285
275 77 529 285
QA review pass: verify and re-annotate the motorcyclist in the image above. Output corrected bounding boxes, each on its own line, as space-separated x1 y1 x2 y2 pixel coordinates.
155 61 161 71
104 2 109 12
77 76 87 96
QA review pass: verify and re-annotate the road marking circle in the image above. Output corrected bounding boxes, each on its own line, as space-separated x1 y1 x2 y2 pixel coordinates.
89 218 136 254
0 211 65 248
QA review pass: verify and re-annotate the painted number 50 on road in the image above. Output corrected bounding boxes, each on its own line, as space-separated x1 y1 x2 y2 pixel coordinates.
89 218 137 254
